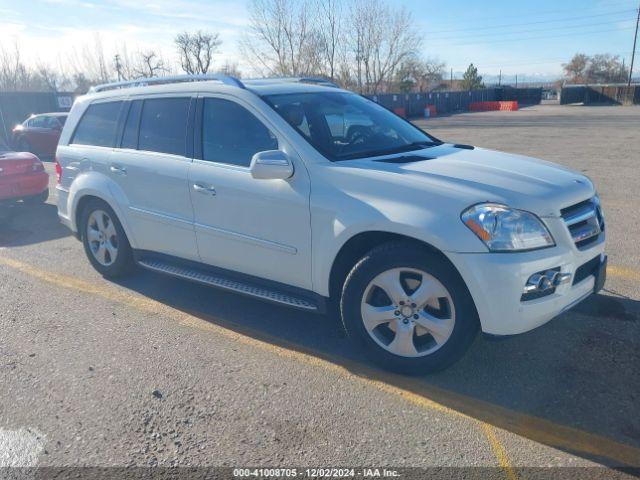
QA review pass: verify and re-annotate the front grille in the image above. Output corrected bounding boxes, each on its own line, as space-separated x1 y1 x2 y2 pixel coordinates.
573 255 601 285
560 197 604 249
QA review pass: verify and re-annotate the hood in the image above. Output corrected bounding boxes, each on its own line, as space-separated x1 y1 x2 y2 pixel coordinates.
343 144 595 217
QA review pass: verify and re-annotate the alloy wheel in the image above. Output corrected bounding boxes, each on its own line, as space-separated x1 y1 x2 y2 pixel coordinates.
360 267 455 358
86 209 119 266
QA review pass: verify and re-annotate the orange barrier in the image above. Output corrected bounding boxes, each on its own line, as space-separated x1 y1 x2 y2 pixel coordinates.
469 101 518 112
393 107 406 118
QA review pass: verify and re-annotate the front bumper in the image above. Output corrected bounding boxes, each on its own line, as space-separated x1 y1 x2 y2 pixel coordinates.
447 231 606 336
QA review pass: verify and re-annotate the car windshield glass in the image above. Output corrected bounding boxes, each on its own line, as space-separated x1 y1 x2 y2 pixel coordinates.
0 141 10 152
263 92 440 161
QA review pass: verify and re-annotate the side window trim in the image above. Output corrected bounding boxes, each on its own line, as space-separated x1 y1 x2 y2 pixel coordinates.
118 99 143 150
186 97 196 159
115 100 132 148
194 97 204 161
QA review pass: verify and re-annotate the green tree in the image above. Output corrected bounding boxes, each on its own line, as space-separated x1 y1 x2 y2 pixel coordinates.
460 63 483 90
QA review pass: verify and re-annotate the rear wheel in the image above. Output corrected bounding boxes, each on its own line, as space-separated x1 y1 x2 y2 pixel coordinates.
340 242 479 374
24 188 49 205
80 199 134 278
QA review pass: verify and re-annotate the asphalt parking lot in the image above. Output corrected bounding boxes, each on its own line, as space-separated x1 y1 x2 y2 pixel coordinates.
1 105 639 477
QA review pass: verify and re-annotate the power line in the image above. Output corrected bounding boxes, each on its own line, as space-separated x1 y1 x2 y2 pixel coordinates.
426 18 636 41
424 9 635 35
474 53 635 69
427 25 637 47
418 1 639 28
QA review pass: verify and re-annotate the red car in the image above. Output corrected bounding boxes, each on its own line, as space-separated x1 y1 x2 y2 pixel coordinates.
11 112 68 158
0 140 49 204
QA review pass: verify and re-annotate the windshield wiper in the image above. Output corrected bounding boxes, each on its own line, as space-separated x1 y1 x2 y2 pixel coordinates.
337 140 442 161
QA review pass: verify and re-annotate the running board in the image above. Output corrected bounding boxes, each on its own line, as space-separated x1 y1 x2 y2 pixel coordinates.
137 258 320 312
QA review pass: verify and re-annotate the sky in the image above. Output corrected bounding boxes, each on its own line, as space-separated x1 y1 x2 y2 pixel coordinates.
0 0 638 82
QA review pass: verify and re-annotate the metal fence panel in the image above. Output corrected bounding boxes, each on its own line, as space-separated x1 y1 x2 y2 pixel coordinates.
0 91 74 143
367 87 540 117
561 85 640 105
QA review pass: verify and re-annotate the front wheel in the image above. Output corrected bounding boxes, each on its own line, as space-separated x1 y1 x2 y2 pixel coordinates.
80 199 134 278
340 242 479 374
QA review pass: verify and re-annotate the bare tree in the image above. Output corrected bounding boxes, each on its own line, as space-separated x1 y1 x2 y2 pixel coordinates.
349 0 421 93
35 64 72 92
563 53 629 84
175 30 222 75
395 56 445 92
218 61 242 78
240 0 320 76
0 43 31 91
133 51 167 78
586 54 628 84
563 53 589 84
314 0 343 80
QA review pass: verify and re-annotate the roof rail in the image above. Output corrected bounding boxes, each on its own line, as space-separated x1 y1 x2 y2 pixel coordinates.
295 77 340 88
89 74 246 93
245 76 340 88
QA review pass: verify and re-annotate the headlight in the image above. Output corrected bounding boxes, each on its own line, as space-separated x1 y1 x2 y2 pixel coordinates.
461 203 555 252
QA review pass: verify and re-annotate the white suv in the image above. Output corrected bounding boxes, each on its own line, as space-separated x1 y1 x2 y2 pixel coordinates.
56 75 606 373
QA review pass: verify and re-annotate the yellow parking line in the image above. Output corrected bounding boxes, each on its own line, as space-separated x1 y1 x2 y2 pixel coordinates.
480 424 518 480
1 254 640 469
608 265 640 282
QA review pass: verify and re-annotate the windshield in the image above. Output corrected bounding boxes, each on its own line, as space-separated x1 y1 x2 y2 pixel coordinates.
263 92 439 161
0 140 10 153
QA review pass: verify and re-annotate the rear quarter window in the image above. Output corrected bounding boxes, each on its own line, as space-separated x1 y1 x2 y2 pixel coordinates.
71 101 123 147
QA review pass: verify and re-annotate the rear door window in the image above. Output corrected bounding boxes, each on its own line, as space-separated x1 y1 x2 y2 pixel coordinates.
71 101 123 147
138 97 190 156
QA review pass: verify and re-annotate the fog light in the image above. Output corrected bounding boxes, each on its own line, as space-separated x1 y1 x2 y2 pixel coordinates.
521 268 571 301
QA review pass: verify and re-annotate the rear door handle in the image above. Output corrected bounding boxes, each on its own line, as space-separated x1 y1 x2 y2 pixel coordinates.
110 164 127 175
193 183 216 195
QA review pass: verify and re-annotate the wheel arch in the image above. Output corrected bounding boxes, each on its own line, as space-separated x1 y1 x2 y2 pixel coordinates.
67 172 136 247
327 231 463 303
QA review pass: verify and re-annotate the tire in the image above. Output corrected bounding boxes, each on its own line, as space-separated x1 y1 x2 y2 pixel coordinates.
340 242 479 374
80 199 134 278
24 188 49 205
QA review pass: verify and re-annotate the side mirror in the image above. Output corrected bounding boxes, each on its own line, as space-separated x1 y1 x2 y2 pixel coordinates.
250 150 294 180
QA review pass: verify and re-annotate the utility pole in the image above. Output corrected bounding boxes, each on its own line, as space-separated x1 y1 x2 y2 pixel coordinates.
450 68 453 89
114 54 124 81
515 74 518 88
629 1 640 87
498 70 502 86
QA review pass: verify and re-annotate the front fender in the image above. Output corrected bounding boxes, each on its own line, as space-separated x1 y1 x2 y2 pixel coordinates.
313 210 487 297
67 171 138 248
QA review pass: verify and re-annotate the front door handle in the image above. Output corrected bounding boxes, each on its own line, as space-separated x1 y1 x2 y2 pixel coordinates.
193 183 216 195
110 164 127 175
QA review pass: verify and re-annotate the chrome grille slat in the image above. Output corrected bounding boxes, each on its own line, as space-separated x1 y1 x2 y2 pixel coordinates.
563 204 597 227
561 197 603 249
